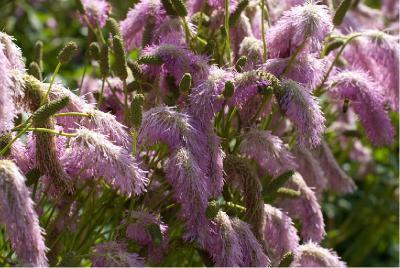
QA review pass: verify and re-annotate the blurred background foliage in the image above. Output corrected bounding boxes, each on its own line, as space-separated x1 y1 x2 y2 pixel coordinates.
0 0 398 266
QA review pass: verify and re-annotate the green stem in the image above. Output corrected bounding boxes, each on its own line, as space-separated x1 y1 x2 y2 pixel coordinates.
261 0 267 62
97 78 106 108
225 0 231 65
132 129 137 157
26 127 77 138
250 94 270 125
53 112 90 118
0 123 32 156
281 39 307 77
42 62 61 105
182 17 191 47
123 79 129 124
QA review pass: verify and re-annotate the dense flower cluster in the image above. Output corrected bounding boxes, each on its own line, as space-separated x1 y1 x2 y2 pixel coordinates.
0 0 397 266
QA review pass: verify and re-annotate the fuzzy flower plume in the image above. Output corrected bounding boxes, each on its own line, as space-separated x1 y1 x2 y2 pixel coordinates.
275 79 325 148
262 55 326 91
0 160 48 266
138 106 199 150
0 44 15 133
291 242 346 267
346 30 399 110
189 66 234 126
91 241 145 267
140 42 209 86
80 0 111 27
231 218 270 267
277 172 326 242
165 147 210 237
0 32 24 70
121 0 166 50
213 211 244 267
239 37 264 71
125 211 169 264
62 128 148 196
240 128 297 177
267 1 332 58
311 141 356 194
264 204 300 266
328 70 395 145
292 144 328 198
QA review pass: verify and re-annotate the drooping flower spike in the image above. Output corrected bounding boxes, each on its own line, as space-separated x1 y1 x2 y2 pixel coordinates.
291 242 347 267
91 241 145 267
80 0 111 28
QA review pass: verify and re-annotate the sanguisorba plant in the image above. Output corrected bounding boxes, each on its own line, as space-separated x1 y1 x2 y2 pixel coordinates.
0 0 398 266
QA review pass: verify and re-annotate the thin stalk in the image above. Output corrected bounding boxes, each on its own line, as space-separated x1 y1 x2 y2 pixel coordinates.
225 0 231 65
53 112 91 118
27 127 77 138
250 94 271 125
261 0 267 62
97 77 106 108
182 17 192 46
281 39 308 77
132 129 138 156
0 123 32 156
123 79 129 124
42 62 61 105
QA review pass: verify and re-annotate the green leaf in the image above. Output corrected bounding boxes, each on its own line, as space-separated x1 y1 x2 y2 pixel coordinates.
148 223 163 246
333 0 352 26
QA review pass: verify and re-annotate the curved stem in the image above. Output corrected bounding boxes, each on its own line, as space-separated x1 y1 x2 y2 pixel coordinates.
261 0 267 62
281 38 308 77
26 127 77 138
0 123 32 156
42 62 61 105
53 112 91 118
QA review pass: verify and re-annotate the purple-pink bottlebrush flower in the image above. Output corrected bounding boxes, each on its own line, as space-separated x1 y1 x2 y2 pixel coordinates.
230 14 254 59
328 70 395 145
140 42 209 87
0 32 24 70
0 44 15 133
382 0 399 20
208 0 238 11
231 218 271 267
262 55 326 91
267 1 332 58
189 66 234 126
91 241 145 267
62 128 148 196
0 160 48 267
277 172 326 243
9 139 31 174
239 128 297 177
292 144 328 199
238 37 264 71
80 0 111 27
138 106 199 151
165 147 210 238
124 211 169 264
264 204 300 266
275 79 325 148
213 211 244 267
311 141 356 194
291 242 347 267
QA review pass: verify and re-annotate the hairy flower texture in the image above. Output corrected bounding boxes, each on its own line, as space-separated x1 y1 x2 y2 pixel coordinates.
267 1 332 58
208 0 238 11
311 141 356 194
292 144 327 199
138 106 199 151
382 0 399 19
80 0 111 27
125 211 169 264
0 44 15 133
224 154 265 244
231 218 270 267
91 241 145 267
240 128 297 177
264 204 300 266
277 172 326 242
238 37 264 71
0 160 48 266
230 14 254 58
165 147 210 237
328 70 395 145
262 55 325 91
0 32 24 70
189 66 234 126
140 42 209 87
62 128 148 196
213 211 244 267
121 0 166 50
9 140 31 174
275 79 325 148
291 242 346 267
347 30 399 110
81 109 130 147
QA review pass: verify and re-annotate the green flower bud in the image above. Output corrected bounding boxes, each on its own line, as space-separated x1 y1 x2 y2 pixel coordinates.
88 42 100 60
161 0 178 16
223 80 235 99
142 16 156 47
23 74 46 110
127 60 144 80
131 93 145 129
28 62 42 81
34 40 43 70
126 80 140 92
179 73 192 92
234 55 247 72
206 200 219 219
137 55 163 65
0 132 12 157
112 36 128 80
57 41 78 64
99 44 110 77
171 0 188 17
106 18 122 38
32 96 70 124
276 187 301 198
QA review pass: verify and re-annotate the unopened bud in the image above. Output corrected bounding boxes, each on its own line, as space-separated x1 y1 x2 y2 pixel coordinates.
99 44 110 77
223 80 235 99
161 0 178 16
131 93 145 129
106 18 122 38
137 55 163 65
34 40 43 70
179 73 192 92
88 42 100 60
57 41 78 64
127 60 143 80
235 56 247 72
28 62 42 81
112 36 128 80
32 96 70 124
171 0 188 17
